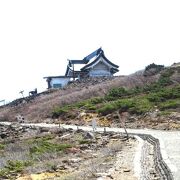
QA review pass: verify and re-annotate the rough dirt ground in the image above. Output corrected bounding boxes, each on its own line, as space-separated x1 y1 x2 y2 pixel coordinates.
52 111 180 131
17 138 138 180
0 123 142 180
107 139 138 180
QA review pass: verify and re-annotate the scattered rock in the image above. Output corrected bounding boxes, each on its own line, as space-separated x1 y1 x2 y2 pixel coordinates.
0 133 7 139
84 132 95 139
68 158 82 163
94 172 109 178
57 164 68 170
79 144 89 150
76 129 84 133
66 147 81 153
59 133 71 140
128 116 137 122
123 168 131 172
39 127 49 133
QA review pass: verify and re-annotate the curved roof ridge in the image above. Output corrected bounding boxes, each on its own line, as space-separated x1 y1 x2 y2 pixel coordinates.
81 51 119 71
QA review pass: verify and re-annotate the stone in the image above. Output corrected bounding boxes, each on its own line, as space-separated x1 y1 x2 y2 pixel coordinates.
62 159 68 163
91 153 98 158
0 133 7 139
84 132 95 139
94 172 108 177
59 133 71 140
69 158 82 163
123 168 130 172
76 129 84 133
79 144 89 150
66 147 81 153
78 112 87 118
39 127 49 133
57 164 68 170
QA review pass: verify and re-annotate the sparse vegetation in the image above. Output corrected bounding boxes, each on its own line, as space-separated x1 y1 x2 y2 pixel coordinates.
0 160 32 178
0 65 179 179
147 86 180 102
29 136 72 156
144 63 164 76
159 99 180 110
30 141 72 156
51 77 179 117
145 63 164 71
0 124 135 179
79 139 92 144
0 144 5 150
158 68 174 86
52 106 70 118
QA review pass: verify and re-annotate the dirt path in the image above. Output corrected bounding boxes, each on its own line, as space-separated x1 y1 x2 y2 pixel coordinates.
108 139 138 180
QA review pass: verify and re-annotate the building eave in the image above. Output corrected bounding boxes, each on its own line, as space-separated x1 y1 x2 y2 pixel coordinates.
81 51 119 71
44 76 73 79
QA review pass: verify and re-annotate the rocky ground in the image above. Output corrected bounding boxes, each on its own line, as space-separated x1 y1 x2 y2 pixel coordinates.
0 123 159 180
49 111 180 131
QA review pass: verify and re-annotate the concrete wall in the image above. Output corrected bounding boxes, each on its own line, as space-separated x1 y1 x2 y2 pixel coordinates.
50 78 71 88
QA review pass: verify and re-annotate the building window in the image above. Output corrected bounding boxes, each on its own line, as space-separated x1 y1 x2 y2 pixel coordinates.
53 84 62 88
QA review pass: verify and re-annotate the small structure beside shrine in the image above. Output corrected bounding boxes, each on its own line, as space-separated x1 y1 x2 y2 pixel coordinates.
43 76 72 89
44 48 119 89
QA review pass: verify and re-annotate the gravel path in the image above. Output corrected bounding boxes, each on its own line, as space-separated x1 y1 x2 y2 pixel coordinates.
134 136 157 180
0 122 179 179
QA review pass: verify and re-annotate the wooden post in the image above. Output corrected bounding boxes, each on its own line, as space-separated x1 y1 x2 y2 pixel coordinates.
19 90 24 98
117 111 129 139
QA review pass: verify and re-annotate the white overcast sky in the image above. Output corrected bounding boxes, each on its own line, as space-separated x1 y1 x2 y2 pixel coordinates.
0 0 180 102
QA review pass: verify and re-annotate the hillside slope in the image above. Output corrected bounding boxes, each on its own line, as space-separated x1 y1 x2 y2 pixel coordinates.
0 65 179 129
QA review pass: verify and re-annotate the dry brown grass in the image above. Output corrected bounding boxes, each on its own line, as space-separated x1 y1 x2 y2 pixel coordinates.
0 74 158 122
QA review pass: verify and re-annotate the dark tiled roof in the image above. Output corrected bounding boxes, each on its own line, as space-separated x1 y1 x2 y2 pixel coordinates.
65 48 119 76
81 51 119 71
44 76 72 79
68 48 102 66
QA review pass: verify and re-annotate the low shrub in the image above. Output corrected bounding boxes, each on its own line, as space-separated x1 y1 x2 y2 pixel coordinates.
52 106 70 118
147 86 180 102
0 144 5 150
51 80 179 118
30 140 72 156
158 68 174 86
74 101 88 108
97 99 135 115
159 99 180 110
130 97 152 114
83 103 97 110
145 63 164 71
89 97 104 104
105 87 128 100
0 160 32 178
144 63 164 76
114 99 135 112
97 103 117 115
